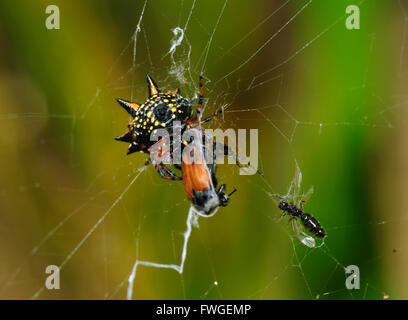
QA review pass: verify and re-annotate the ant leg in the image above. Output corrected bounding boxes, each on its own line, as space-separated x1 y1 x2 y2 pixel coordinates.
187 77 227 129
145 141 182 180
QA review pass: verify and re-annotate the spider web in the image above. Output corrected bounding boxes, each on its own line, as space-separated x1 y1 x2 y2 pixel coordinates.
0 0 407 300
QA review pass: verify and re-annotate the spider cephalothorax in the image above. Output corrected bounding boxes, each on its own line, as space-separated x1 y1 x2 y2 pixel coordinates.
115 75 192 155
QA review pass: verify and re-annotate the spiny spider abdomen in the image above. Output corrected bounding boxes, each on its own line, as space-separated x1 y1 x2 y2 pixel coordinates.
115 74 191 155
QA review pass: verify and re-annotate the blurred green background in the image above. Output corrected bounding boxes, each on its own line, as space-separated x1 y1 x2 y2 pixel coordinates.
0 0 407 299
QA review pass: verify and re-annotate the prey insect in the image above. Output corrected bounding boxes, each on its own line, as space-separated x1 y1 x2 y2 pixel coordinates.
278 201 326 239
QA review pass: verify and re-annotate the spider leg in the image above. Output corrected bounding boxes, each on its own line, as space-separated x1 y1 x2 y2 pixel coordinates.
144 157 152 167
187 76 205 127
298 198 306 209
154 163 183 181
217 184 226 194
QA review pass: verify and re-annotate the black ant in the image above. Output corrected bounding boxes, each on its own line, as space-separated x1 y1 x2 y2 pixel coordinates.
278 201 326 239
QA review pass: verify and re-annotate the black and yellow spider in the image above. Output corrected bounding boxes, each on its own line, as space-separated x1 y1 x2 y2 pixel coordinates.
115 75 261 214
115 75 221 180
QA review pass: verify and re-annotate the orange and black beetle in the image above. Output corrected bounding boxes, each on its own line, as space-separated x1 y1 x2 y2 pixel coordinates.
182 138 236 215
